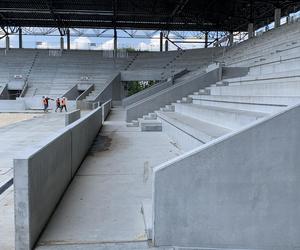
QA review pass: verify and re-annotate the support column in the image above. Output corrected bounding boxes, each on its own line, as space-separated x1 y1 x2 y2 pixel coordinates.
248 23 254 38
66 29 70 50
19 27 23 49
229 31 234 46
274 8 281 28
165 39 168 51
215 31 219 47
5 36 10 51
60 36 64 51
204 31 208 48
160 32 163 52
114 28 117 58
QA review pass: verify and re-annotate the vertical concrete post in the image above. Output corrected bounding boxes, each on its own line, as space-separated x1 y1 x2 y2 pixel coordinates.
5 36 10 51
160 32 163 52
248 23 254 38
19 27 23 49
66 29 70 50
274 8 281 28
204 31 208 48
215 31 219 47
165 40 168 52
60 36 64 51
114 28 117 58
229 31 234 46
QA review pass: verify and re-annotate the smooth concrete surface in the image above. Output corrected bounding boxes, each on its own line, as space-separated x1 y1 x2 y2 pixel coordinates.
0 100 26 111
0 113 66 250
37 107 181 249
14 107 102 250
14 129 72 250
122 80 174 107
153 104 300 249
69 107 102 177
126 69 221 122
65 109 81 126
102 99 112 122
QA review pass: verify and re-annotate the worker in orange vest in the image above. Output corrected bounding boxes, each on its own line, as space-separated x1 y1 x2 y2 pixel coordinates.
55 97 61 112
42 96 53 112
60 97 68 112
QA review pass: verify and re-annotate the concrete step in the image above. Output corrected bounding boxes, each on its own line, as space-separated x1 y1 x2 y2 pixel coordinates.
189 94 290 113
126 119 139 127
174 103 268 130
140 119 162 132
157 111 230 151
208 81 300 97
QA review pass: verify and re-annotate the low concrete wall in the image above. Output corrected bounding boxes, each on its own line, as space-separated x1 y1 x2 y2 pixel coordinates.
121 70 163 81
125 69 220 122
14 107 102 250
0 84 9 99
102 99 112 122
122 80 174 107
76 84 94 101
63 84 79 100
0 100 26 110
153 104 300 249
69 107 102 177
65 109 80 126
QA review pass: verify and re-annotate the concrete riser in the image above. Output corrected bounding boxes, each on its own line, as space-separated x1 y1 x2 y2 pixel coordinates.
192 99 285 113
209 82 300 96
174 103 263 130
159 117 203 151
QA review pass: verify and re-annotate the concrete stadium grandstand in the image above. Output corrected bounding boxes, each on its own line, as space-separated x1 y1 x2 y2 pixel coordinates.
1 1 300 249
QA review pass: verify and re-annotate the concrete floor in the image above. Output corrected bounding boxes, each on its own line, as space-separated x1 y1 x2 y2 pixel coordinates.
37 107 182 249
0 112 68 250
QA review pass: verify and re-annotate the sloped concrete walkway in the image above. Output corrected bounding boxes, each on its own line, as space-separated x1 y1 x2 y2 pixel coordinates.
37 107 182 249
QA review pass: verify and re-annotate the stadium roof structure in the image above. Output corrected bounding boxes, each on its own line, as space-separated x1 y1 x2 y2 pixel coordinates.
0 0 300 32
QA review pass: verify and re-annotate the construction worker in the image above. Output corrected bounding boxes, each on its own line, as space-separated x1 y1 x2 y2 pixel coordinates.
42 96 53 112
55 97 61 112
60 97 68 112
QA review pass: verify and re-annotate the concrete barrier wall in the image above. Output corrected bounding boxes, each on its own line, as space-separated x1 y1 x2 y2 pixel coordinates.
0 100 26 110
65 109 80 126
122 80 173 107
125 69 220 122
62 84 79 100
69 107 102 177
153 104 300 249
0 84 9 99
14 107 102 250
102 99 112 122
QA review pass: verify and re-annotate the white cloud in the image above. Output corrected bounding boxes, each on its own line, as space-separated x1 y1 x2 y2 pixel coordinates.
71 36 91 50
96 38 114 50
137 33 205 51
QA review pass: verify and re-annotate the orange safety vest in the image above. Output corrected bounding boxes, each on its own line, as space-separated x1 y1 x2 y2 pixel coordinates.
61 99 66 105
43 98 47 105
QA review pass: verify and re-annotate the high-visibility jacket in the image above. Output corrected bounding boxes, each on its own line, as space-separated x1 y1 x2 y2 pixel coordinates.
43 98 48 105
61 99 66 105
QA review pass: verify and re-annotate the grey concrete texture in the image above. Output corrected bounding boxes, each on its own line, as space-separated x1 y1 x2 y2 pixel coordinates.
62 84 79 100
14 107 103 250
65 109 81 126
222 67 249 79
125 69 221 122
76 84 94 101
69 107 102 177
14 130 72 250
0 100 26 111
122 80 174 107
153 103 300 249
102 99 112 122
